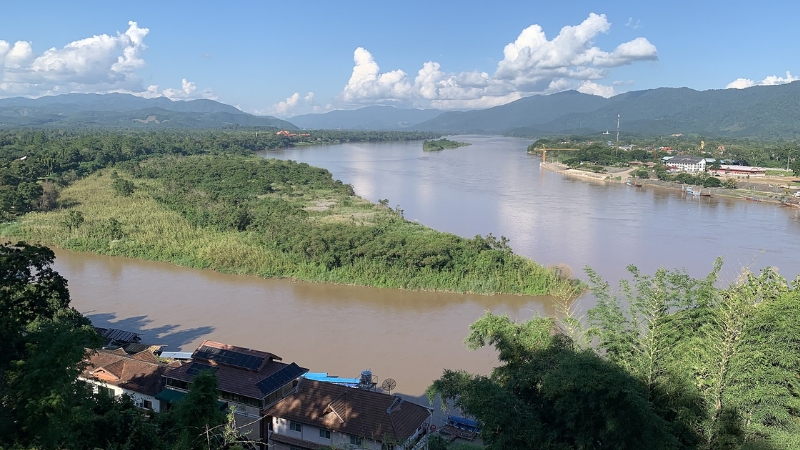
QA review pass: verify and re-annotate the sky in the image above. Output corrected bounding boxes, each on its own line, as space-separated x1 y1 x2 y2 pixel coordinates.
0 1 798 117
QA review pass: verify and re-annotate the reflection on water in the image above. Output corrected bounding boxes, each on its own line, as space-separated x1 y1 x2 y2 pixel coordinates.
49 136 800 397
259 136 800 284
55 249 554 396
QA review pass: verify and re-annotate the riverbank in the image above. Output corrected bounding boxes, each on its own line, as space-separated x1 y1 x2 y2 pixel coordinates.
540 161 800 207
1 156 581 297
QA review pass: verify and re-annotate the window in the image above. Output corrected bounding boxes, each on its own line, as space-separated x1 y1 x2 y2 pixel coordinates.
350 436 363 446
319 428 331 439
142 399 153 410
289 421 302 432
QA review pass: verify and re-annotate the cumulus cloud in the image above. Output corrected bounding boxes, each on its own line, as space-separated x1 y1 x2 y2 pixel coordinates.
160 78 215 100
0 22 216 101
338 13 657 109
264 91 316 116
726 71 799 89
577 81 615 98
0 21 150 97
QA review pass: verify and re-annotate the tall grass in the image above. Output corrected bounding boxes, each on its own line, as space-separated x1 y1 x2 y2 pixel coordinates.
1 170 580 296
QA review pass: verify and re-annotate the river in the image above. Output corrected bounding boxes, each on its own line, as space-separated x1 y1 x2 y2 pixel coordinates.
53 136 800 397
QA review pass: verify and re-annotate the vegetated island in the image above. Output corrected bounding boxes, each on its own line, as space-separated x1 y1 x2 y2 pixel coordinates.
422 138 471 152
0 130 580 297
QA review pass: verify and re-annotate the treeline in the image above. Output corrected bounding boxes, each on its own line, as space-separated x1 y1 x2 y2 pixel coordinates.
529 135 800 173
0 129 440 220
429 262 800 449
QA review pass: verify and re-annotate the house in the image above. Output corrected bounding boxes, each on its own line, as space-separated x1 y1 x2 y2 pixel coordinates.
160 340 309 443
666 156 707 173
709 165 767 178
80 348 176 412
265 379 432 450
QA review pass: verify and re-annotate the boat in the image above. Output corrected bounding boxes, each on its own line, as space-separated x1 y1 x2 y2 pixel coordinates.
685 187 693 194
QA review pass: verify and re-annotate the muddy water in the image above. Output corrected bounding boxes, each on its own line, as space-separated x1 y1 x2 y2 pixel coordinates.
56 249 555 397
51 135 800 397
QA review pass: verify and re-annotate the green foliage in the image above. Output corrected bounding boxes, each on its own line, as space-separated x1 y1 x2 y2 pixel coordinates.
702 176 722 188
60 210 84 232
723 178 738 189
0 242 102 448
112 177 135 196
633 167 651 179
423 138 471 151
428 313 679 449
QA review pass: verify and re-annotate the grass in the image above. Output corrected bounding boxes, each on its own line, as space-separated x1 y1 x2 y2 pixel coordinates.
1 167 581 296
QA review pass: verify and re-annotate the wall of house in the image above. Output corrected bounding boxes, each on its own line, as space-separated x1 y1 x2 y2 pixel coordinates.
229 402 263 441
272 417 383 449
80 377 161 413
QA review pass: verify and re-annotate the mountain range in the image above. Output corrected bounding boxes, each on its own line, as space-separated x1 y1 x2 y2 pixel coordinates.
289 105 442 130
1 82 799 138
0 93 295 129
288 82 800 139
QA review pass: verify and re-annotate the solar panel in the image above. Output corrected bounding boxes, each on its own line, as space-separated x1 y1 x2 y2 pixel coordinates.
256 363 308 396
186 362 217 376
194 346 265 371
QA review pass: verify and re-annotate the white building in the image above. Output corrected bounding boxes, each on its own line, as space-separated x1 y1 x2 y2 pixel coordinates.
666 156 707 173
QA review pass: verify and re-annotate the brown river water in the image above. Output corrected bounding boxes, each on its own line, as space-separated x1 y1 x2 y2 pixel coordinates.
53 135 800 397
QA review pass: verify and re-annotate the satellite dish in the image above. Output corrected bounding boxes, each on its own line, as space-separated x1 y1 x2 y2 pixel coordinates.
381 378 397 395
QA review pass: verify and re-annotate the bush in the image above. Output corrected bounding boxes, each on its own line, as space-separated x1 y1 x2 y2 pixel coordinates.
723 178 738 189
702 176 722 188
111 178 135 196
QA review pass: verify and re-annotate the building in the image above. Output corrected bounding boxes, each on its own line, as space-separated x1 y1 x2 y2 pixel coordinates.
160 340 308 443
266 379 432 450
80 348 175 413
666 156 707 173
709 165 766 178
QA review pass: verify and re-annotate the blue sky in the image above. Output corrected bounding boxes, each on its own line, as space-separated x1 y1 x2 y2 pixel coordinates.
1 1 797 117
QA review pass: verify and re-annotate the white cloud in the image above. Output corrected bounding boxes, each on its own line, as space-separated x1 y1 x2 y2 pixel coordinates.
263 91 315 116
625 17 641 29
726 71 799 89
0 22 216 102
577 81 615 98
160 78 215 100
0 21 150 97
338 13 657 109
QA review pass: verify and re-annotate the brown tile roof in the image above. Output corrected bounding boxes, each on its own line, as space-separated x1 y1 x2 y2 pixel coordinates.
265 380 431 444
165 341 307 400
269 433 326 449
131 350 161 364
82 349 174 397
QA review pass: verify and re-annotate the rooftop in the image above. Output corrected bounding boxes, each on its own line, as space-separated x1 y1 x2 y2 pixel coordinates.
266 379 431 443
82 348 174 397
165 340 307 400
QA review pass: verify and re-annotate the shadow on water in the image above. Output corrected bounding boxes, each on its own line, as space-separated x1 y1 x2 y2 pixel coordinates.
85 312 214 351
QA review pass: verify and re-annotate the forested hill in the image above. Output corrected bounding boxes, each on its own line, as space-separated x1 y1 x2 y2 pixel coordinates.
0 93 295 129
289 105 442 130
413 81 800 139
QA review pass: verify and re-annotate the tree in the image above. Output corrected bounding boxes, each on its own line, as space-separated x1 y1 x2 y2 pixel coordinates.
427 313 679 449
61 210 84 232
722 178 738 189
164 370 226 450
702 176 722 188
0 242 101 448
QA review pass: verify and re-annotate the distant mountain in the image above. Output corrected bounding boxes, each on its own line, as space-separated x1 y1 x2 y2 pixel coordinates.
289 106 443 130
413 91 607 133
0 93 295 129
412 82 800 139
